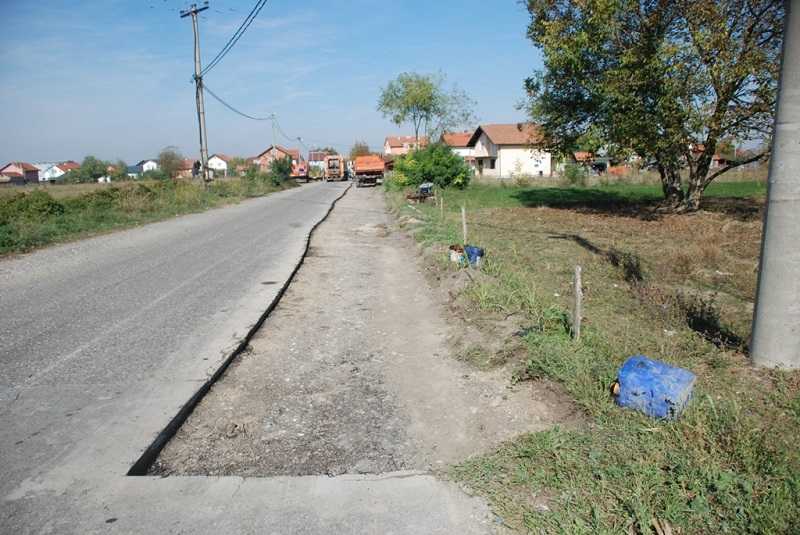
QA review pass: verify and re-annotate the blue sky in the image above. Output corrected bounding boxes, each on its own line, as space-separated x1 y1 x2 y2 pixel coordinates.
0 0 542 165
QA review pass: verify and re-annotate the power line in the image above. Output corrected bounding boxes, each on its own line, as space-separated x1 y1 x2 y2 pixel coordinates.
201 0 269 76
204 84 271 120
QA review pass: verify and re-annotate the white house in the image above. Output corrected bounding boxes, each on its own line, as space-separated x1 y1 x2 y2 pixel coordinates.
441 132 476 169
40 161 81 181
466 124 552 178
208 154 233 176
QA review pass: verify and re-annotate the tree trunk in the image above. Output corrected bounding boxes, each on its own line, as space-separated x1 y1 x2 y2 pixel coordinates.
658 163 684 205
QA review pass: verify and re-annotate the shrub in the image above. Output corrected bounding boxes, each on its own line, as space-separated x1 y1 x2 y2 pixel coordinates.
0 191 65 225
393 143 472 189
563 163 588 186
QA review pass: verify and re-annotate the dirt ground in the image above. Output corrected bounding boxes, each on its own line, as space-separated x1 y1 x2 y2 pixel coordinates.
151 184 586 478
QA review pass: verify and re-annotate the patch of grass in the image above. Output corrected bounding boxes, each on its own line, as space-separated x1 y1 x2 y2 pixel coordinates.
0 178 295 255
387 179 799 534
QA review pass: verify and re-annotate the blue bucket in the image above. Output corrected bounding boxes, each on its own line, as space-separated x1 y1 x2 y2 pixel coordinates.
615 355 695 420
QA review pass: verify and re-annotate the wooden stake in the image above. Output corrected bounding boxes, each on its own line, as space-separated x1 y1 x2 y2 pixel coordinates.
461 205 467 245
573 265 582 342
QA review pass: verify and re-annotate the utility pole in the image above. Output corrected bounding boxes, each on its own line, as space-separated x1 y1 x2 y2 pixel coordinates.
270 113 277 161
750 0 799 370
181 3 211 191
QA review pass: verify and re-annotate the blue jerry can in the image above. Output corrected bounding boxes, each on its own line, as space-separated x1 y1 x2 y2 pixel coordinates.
615 355 696 420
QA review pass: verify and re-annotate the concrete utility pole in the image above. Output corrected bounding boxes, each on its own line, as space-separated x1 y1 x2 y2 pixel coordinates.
750 0 800 370
181 3 211 191
270 113 277 160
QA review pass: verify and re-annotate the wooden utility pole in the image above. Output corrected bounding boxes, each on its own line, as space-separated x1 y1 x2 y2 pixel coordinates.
181 3 211 191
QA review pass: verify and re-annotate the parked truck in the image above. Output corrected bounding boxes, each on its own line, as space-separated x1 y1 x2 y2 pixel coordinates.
290 162 310 182
323 154 346 182
352 155 384 188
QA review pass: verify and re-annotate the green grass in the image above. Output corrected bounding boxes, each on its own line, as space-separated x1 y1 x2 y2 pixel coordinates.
0 177 295 255
387 179 800 534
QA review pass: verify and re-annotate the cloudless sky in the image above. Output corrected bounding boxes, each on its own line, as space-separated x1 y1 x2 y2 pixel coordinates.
0 0 543 166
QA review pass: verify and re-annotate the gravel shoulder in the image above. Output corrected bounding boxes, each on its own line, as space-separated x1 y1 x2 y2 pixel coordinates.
152 183 585 478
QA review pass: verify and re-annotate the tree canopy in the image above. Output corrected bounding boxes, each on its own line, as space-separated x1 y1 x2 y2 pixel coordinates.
377 71 478 141
522 0 783 211
156 146 184 180
349 141 372 161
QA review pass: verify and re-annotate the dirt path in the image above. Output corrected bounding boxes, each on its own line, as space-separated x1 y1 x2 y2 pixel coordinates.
152 184 584 477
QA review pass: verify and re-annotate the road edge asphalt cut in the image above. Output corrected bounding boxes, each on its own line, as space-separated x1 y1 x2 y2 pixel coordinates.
127 183 352 476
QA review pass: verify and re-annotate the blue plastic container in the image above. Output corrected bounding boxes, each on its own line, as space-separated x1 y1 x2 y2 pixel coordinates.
615 355 696 420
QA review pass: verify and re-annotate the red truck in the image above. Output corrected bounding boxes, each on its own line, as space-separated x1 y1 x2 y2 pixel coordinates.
290 162 310 182
352 155 384 188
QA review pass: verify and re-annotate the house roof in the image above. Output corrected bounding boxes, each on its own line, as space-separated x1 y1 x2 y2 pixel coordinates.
210 154 234 162
307 150 329 162
256 145 297 160
2 162 39 173
466 124 543 147
441 132 473 148
57 161 81 172
384 135 429 148
573 152 593 163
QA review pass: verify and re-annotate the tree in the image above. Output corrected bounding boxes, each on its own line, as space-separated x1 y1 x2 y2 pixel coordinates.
156 146 183 180
349 141 372 161
377 71 478 142
77 155 108 183
521 0 783 211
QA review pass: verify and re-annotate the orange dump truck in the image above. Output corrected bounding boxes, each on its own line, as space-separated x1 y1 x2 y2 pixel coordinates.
353 155 384 188
323 154 346 182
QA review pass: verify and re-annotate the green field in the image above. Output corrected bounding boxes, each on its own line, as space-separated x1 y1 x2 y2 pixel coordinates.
387 176 799 535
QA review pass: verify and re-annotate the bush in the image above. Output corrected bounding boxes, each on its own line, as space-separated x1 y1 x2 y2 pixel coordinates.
393 143 472 189
0 191 65 225
563 163 589 186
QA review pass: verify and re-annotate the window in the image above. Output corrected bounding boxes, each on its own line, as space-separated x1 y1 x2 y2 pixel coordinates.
489 159 496 170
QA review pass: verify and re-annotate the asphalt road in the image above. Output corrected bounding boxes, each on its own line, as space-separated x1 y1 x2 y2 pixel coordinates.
0 183 347 522
0 181 494 534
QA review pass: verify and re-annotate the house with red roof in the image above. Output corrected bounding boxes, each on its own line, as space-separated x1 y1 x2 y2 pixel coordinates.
40 161 81 182
442 131 476 168
383 135 428 156
466 124 552 178
0 162 40 185
208 154 234 176
253 146 301 173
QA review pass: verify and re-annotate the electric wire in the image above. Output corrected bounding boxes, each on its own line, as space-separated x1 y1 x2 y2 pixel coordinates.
200 0 269 76
204 84 271 120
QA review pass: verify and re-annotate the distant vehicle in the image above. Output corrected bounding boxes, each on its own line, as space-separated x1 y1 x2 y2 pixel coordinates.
324 154 346 182
352 155 384 188
290 162 310 182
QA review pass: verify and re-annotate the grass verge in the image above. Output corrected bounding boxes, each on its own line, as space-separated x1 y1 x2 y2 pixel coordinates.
0 176 295 256
387 179 799 535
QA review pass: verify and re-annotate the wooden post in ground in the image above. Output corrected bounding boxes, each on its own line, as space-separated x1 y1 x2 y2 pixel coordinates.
573 265 582 342
461 205 467 245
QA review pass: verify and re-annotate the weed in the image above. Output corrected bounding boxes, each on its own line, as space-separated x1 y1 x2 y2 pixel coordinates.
391 180 798 534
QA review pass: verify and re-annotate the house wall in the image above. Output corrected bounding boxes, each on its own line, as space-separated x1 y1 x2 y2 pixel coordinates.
499 146 552 177
208 157 228 175
141 160 158 173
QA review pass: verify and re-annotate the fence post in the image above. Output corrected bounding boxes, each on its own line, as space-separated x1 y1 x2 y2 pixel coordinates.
573 265 582 342
461 205 467 245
